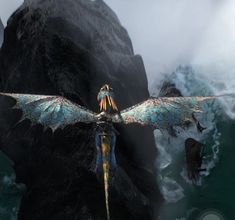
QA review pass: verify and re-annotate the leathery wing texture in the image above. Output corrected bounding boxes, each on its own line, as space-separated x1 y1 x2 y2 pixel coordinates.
119 96 216 129
0 93 98 132
0 93 219 131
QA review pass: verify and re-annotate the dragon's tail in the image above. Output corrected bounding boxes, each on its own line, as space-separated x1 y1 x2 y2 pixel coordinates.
101 135 111 220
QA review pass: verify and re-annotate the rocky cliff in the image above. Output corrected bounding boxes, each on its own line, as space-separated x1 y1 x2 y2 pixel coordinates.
0 0 163 219
0 18 3 47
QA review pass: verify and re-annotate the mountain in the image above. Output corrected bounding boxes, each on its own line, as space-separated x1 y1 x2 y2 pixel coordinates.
0 0 163 219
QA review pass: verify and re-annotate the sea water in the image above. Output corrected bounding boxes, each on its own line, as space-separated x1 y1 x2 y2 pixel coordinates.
153 66 235 220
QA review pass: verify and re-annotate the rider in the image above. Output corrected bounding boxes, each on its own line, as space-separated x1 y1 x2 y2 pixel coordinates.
95 84 119 172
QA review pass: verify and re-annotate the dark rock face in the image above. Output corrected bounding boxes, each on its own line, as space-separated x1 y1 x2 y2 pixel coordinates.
0 18 3 47
185 138 204 183
158 82 182 98
0 0 163 220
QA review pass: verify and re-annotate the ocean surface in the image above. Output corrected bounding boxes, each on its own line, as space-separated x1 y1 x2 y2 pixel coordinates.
0 66 234 220
153 66 235 220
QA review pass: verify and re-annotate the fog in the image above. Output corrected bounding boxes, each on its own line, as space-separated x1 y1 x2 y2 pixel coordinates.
104 0 235 86
0 0 22 25
1 0 235 88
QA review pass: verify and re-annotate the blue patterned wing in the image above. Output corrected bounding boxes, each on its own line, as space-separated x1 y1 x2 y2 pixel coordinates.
0 93 98 131
117 97 216 129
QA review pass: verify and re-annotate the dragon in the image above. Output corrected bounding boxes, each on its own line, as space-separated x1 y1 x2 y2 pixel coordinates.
0 85 232 220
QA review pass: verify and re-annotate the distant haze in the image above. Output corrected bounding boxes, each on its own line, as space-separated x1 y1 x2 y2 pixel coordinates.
0 0 22 26
1 0 235 87
105 0 235 84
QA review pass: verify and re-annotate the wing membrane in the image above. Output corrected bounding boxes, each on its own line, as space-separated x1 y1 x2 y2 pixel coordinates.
118 96 216 129
0 93 98 131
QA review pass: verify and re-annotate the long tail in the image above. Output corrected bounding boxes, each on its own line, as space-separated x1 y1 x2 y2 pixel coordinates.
101 135 111 220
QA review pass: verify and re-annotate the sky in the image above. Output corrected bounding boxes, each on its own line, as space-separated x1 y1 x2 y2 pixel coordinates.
0 0 22 25
104 0 235 83
1 0 235 88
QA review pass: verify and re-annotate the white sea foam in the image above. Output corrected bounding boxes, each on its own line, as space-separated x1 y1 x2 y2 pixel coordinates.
159 176 184 204
153 67 225 203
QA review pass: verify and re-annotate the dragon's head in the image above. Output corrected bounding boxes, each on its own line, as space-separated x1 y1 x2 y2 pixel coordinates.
97 84 118 112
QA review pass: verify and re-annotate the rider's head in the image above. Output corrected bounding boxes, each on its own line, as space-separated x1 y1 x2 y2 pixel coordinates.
97 84 118 112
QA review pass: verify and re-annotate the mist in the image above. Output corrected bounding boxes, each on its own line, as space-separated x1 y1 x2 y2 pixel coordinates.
0 0 22 26
1 0 235 91
104 0 234 83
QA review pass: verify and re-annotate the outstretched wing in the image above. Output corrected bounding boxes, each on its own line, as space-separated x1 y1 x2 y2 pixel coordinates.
116 96 217 129
0 93 98 131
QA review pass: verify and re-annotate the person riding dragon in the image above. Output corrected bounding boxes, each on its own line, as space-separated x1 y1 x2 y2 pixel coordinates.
0 85 233 220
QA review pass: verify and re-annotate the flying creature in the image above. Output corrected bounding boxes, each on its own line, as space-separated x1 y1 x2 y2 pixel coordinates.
0 85 232 220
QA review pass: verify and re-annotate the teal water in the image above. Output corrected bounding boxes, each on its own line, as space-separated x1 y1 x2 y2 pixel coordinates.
157 66 235 220
0 153 24 220
159 118 235 220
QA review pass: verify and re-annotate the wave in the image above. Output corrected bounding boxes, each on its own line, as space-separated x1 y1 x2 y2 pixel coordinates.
152 65 229 203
